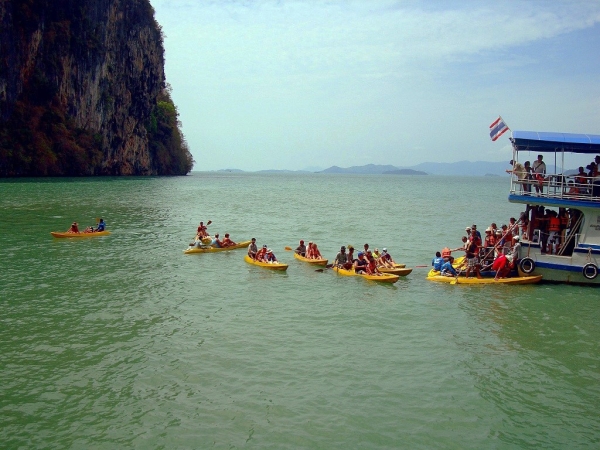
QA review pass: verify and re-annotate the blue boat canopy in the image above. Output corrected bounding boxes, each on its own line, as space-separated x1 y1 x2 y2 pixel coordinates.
510 131 600 154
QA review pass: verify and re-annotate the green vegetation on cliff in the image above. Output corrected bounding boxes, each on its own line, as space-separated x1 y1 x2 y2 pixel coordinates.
0 0 194 176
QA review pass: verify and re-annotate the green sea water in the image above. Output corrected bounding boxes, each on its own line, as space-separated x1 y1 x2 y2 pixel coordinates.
1 173 599 449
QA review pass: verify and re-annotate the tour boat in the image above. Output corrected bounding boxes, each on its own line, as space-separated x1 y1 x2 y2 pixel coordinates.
507 131 600 285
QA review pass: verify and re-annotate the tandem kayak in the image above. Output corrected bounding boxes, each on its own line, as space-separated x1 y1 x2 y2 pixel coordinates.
379 267 412 276
184 240 251 254
51 231 111 238
333 266 400 283
426 273 542 285
293 252 328 266
244 254 288 271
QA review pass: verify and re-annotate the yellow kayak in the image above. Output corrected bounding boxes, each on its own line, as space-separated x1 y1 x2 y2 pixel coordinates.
184 240 251 254
293 252 328 266
427 273 542 285
333 266 400 283
244 254 288 271
51 231 111 238
379 267 412 276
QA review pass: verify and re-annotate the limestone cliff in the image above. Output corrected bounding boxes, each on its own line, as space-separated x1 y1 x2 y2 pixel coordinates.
0 0 193 176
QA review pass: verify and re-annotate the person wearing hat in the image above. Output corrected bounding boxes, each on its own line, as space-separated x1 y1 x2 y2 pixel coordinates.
334 246 348 268
372 248 381 259
265 248 278 263
247 238 258 259
295 240 306 257
509 235 521 266
378 247 396 268
353 252 368 274
255 244 268 262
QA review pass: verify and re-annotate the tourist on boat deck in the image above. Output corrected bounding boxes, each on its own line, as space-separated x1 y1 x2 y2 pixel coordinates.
255 245 268 262
334 246 348 268
295 240 306 257
451 236 468 252
68 222 79 233
507 160 527 191
247 238 257 259
440 256 457 277
523 161 532 192
509 236 521 264
471 224 482 241
532 154 547 194
354 252 368 274
265 249 278 263
432 251 444 271
221 233 236 247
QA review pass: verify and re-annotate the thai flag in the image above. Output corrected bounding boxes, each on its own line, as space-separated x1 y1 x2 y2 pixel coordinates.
489 116 509 141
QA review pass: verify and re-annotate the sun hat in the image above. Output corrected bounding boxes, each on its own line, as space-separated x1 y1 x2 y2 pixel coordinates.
267 248 272 253
485 227 492 232
382 248 387 252
465 227 471 231
513 236 520 241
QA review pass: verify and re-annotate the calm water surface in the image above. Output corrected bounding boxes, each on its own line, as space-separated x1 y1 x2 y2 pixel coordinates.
1 173 599 449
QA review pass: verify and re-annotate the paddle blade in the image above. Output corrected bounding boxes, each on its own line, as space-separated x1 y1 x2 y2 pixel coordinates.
450 278 458 285
207 220 212 225
285 246 292 251
314 268 324 272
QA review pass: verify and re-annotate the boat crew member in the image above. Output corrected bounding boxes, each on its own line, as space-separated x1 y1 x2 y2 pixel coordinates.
248 238 257 259
440 256 457 277
295 240 306 257
532 155 546 194
432 252 444 271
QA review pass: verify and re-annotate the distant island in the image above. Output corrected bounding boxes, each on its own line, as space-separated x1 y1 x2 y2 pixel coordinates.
383 169 427 175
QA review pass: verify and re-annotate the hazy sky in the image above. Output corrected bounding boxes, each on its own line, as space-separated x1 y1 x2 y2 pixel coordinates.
151 0 600 171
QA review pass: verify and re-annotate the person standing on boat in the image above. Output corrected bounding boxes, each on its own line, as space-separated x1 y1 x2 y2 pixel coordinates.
507 160 527 192
532 155 546 194
334 246 348 268
523 161 533 193
247 238 257 259
295 240 306 257
464 238 482 279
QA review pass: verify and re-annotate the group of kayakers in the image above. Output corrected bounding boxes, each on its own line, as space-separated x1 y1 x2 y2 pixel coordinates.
295 240 323 259
247 238 279 263
191 220 238 248
332 243 398 275
66 218 106 233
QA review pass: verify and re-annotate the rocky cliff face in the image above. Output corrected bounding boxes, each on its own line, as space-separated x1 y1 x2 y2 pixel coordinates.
0 0 193 176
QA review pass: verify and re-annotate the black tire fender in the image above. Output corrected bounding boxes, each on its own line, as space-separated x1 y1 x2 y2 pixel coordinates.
519 257 536 274
582 263 598 280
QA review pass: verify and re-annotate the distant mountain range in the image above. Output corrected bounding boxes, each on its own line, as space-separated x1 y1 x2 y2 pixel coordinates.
214 161 566 176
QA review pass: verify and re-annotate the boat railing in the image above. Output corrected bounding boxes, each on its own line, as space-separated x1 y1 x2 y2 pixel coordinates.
509 174 600 203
